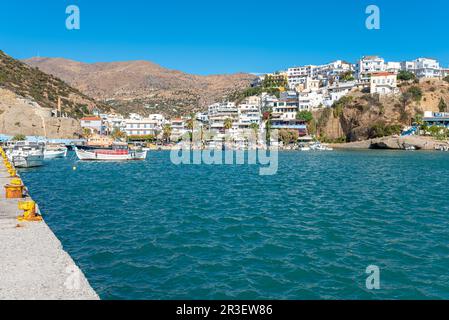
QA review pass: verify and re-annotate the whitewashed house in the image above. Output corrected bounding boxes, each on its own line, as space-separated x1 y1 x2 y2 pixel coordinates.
80 116 103 134
355 56 386 82
370 72 398 95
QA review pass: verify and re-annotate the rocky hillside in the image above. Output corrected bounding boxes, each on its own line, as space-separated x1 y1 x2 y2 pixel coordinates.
315 78 449 142
0 51 111 119
0 88 82 138
25 57 257 117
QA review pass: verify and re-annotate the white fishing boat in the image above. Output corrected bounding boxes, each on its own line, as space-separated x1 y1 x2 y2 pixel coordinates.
43 145 68 159
9 142 44 168
75 143 147 161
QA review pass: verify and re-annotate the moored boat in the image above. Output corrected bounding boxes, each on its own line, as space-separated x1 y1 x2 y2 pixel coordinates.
75 143 147 161
9 142 44 168
44 145 68 159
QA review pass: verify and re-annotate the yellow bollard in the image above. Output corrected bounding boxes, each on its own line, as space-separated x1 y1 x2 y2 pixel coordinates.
4 178 24 199
18 200 42 222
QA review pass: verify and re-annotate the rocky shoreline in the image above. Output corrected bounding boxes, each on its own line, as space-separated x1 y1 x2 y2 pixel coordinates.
329 136 447 150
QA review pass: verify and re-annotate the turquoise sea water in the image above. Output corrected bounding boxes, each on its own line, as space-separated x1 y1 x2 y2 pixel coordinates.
18 150 449 300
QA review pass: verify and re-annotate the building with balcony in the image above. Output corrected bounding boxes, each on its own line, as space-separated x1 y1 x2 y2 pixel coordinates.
355 56 386 82
370 72 398 95
401 58 444 78
124 118 161 137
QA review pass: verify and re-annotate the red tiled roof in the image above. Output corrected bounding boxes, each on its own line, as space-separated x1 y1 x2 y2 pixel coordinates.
81 117 101 121
371 72 395 77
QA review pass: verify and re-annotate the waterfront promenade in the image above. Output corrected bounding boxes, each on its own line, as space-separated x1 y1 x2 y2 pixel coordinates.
0 158 98 300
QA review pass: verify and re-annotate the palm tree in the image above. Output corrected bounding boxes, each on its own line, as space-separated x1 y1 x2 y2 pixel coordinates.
111 128 127 141
186 115 195 145
249 123 260 145
82 128 92 140
224 118 233 132
162 124 172 144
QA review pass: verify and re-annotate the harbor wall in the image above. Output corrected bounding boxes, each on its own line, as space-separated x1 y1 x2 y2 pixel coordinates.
0 149 99 300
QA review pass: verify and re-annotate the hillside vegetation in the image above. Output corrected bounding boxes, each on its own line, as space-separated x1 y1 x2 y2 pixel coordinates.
0 50 110 118
25 57 256 117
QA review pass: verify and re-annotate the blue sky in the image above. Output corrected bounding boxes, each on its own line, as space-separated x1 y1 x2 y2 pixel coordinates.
0 0 448 74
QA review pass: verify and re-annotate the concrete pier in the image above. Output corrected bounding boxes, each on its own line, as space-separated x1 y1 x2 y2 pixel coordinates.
0 157 99 300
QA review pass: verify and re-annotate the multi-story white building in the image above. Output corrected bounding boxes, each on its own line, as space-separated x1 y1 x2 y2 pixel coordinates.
298 91 325 110
147 114 167 127
170 118 188 141
125 118 161 137
287 65 317 89
102 113 126 134
208 102 240 134
315 60 353 79
401 58 443 78
355 56 386 82
237 97 262 129
271 101 298 120
370 72 398 95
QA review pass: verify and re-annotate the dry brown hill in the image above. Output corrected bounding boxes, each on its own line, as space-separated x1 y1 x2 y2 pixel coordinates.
25 57 256 117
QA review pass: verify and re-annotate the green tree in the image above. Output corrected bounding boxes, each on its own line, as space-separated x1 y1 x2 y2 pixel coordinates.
438 97 447 112
12 134 26 141
296 110 313 122
339 71 355 82
162 124 172 143
82 128 93 139
249 123 260 144
224 118 234 131
111 128 127 141
407 86 423 102
397 70 416 81
443 76 449 83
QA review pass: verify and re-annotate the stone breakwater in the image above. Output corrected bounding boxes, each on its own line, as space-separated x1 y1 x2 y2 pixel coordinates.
0 156 98 300
330 136 447 150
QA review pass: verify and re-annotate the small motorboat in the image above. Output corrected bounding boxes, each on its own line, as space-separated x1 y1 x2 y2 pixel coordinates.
75 143 147 161
309 142 333 151
44 144 68 159
9 142 44 168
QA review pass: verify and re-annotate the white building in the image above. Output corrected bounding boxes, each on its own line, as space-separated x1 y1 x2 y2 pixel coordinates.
125 118 161 137
147 114 167 127
170 118 188 141
298 91 325 110
401 58 443 78
208 102 240 134
315 60 353 79
355 56 386 82
80 116 103 134
237 96 262 129
370 72 398 95
386 62 401 74
272 100 298 119
323 81 357 107
103 113 126 134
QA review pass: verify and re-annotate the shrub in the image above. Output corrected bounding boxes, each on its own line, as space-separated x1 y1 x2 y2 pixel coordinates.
397 70 416 81
438 98 448 112
12 134 26 141
368 123 402 138
406 86 423 102
296 110 313 122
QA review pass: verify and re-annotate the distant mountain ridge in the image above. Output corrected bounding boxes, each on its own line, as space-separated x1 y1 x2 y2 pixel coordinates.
25 57 257 117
